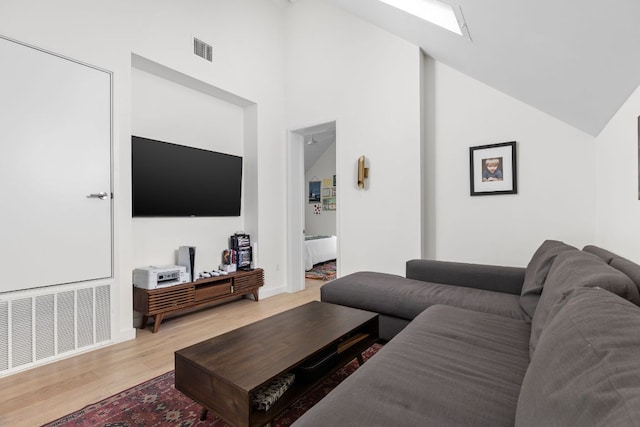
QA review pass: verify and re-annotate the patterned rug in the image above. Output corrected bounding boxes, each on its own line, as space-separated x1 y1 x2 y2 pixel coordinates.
305 260 336 281
43 344 381 427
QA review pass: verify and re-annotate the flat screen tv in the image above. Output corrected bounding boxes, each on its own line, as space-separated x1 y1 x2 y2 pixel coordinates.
132 135 243 217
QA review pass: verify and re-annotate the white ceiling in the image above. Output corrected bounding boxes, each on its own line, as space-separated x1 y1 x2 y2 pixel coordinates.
321 0 640 136
298 123 336 172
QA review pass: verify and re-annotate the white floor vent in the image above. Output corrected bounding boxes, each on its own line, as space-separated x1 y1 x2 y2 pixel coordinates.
0 283 111 376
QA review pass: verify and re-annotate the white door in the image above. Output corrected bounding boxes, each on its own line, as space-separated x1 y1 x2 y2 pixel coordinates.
0 36 112 294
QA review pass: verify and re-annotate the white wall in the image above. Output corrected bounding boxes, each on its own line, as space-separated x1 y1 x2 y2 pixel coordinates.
595 84 640 262
0 0 287 343
285 0 422 276
125 0 288 298
305 142 337 236
426 60 597 266
131 67 245 271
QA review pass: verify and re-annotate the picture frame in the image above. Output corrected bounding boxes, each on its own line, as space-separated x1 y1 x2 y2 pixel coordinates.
322 187 331 198
308 181 321 203
469 141 517 196
322 197 336 211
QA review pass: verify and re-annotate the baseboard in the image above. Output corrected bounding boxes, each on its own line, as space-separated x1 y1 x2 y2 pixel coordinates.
115 327 137 342
259 285 287 299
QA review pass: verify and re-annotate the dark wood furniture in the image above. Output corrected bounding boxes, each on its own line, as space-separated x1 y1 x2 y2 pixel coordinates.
134 268 264 333
174 301 379 427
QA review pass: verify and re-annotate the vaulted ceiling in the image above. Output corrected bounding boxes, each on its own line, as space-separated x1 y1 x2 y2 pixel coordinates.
320 0 640 136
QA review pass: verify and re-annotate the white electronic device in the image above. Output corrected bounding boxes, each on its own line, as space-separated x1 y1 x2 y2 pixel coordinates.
133 265 188 289
178 246 197 282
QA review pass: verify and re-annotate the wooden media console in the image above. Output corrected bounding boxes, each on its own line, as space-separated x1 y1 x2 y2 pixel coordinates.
133 268 264 332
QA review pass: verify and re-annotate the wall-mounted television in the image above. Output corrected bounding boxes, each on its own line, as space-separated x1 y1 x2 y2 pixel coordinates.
132 135 243 217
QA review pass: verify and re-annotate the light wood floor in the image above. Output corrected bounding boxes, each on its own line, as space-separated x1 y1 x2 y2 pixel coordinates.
0 279 324 426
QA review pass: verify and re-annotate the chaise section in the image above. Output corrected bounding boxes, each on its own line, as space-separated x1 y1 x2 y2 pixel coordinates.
321 271 528 340
293 304 531 427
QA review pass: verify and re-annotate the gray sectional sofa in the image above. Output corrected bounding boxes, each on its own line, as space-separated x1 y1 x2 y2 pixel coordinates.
293 241 640 426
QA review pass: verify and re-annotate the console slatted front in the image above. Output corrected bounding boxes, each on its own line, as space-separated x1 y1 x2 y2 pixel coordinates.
133 269 264 332
147 284 195 314
234 269 264 292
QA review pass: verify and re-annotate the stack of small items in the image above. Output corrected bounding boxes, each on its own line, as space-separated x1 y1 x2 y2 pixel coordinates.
251 372 296 412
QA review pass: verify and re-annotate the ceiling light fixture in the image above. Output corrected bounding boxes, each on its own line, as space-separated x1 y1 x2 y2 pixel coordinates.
379 0 469 39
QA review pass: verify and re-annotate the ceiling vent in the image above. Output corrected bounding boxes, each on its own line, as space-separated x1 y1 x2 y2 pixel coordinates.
193 37 213 62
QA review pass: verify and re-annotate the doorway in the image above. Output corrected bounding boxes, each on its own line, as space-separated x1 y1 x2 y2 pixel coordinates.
287 121 338 293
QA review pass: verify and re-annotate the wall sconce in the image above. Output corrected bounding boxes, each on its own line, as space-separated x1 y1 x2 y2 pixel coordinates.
357 155 369 189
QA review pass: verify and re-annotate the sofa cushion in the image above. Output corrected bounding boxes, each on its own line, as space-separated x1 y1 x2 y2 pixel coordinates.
321 271 528 323
529 250 639 357
611 257 640 295
584 244 640 298
516 287 640 426
406 259 525 295
519 240 577 319
582 244 617 263
293 305 531 427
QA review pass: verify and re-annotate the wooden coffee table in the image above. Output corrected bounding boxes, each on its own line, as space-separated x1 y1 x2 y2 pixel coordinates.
174 301 379 427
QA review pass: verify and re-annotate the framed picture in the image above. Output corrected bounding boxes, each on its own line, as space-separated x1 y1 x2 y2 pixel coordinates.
322 187 331 198
469 141 517 196
308 181 321 203
322 197 336 211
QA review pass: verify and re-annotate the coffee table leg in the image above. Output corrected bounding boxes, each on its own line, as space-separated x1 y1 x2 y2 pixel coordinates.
200 408 208 421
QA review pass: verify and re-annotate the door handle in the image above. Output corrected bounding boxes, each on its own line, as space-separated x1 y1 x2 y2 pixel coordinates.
86 192 110 200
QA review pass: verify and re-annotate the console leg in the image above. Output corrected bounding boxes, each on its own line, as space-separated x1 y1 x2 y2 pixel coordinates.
152 314 164 333
140 315 149 329
251 290 259 301
200 408 208 421
357 353 365 366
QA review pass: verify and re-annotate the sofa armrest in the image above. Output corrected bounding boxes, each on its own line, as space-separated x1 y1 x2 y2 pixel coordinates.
406 259 525 295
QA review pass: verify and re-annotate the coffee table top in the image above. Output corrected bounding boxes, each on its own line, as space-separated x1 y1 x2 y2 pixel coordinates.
175 301 378 391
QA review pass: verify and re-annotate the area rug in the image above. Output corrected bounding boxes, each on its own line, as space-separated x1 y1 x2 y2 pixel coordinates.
305 260 336 281
43 344 381 427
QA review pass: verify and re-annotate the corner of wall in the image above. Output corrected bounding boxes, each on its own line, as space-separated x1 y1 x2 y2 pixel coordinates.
421 53 437 259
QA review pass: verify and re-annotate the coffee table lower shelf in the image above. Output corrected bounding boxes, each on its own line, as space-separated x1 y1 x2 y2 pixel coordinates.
249 335 378 427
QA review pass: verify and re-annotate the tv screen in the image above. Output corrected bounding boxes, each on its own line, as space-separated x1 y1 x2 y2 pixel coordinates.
132 136 243 217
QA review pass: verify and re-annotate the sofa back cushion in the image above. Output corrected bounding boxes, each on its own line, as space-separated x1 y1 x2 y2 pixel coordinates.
515 287 640 426
582 244 617 263
584 244 640 298
529 250 639 357
519 240 577 319
611 257 640 295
